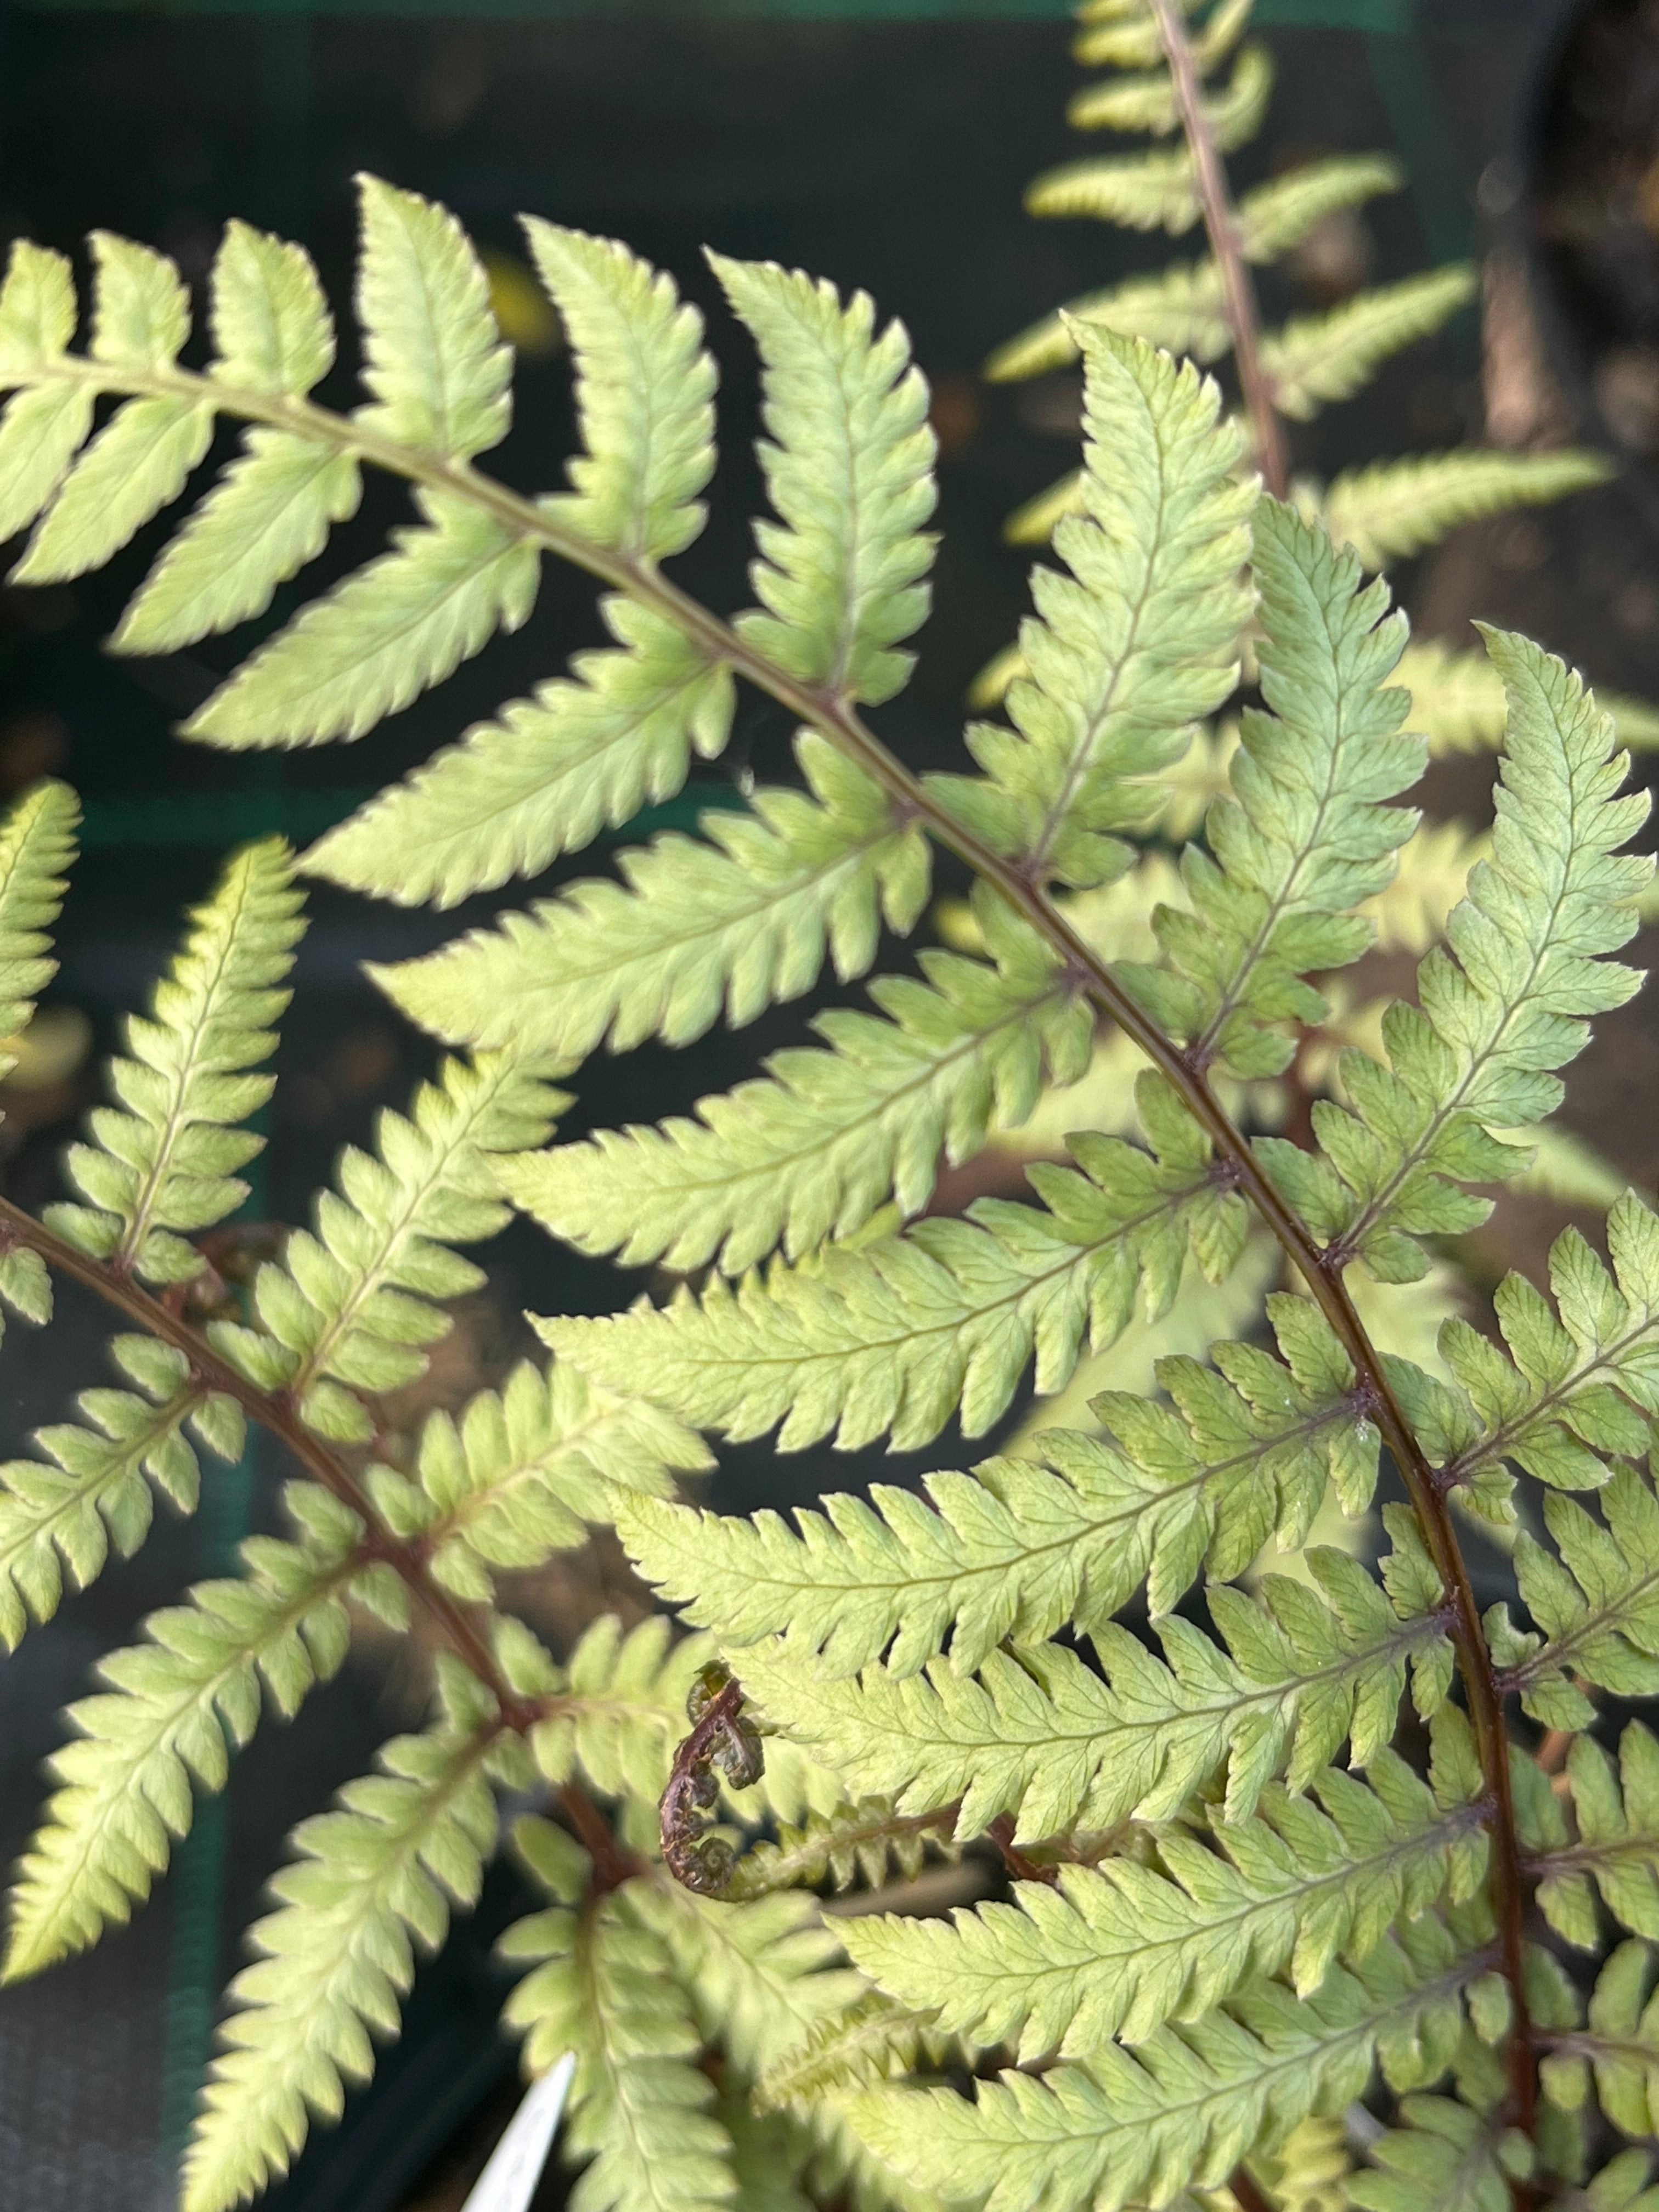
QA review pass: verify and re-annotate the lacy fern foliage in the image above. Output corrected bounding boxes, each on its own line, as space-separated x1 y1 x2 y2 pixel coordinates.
1 13 1657 2212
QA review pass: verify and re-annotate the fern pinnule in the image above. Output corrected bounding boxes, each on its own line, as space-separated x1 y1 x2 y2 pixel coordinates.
0 775 77 1080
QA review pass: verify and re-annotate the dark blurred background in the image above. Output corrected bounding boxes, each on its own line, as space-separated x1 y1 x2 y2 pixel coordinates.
2 0 1658 2204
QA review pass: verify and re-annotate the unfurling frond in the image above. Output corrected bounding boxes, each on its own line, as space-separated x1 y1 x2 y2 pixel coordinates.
738 1537 1448 1844
512 1613 714 1808
184 1668 509 2212
714 253 936 708
207 1052 562 1441
47 839 303 1284
500 890 1089 1277
542 1070 1249 1452
1320 449 1615 572
1121 499 1420 1080
846 1724 1485 2059
1288 630 1650 1282
371 736 929 1060
931 329 1252 892
615 1289 1376 1675
848 1917 1483 2212
724 1797 959 1901
302 598 734 909
0 776 77 1077
4 1496 358 1983
1261 267 1478 422
0 1333 244 1649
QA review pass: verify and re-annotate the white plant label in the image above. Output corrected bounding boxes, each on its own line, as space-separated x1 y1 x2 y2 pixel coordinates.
460 2051 577 2212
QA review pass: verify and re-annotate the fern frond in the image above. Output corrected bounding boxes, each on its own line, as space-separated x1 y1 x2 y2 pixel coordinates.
738 1540 1448 1843
845 1726 1485 2062
989 156 1400 385
1297 630 1650 1282
1261 267 1477 422
637 1881 862 2079
4 1491 359 1982
184 487 540 749
1498 1464 1659 1729
847 1916 1483 2212
371 736 929 1059
1361 822 1487 955
353 173 512 461
1321 449 1615 572
1396 642 1659 759
933 328 1253 891
1348 2096 1511 2212
1419 1198 1659 1518
615 1289 1376 1674
184 1665 508 2212
400 1359 709 1603
714 253 936 708
542 1070 1248 1452
1124 500 1421 1080
500 889 1089 1275
0 1333 244 1649
301 598 734 908
207 1051 561 1441
0 776 78 1077
46 839 303 1284
524 220 716 562
1069 43 1273 155
1525 1722 1659 1948
512 1613 713 1807
1026 149 1201 235
501 1872 736 2212
1548 1938 1659 2141
724 1797 958 1901
757 1993 960 2114
1073 0 1250 77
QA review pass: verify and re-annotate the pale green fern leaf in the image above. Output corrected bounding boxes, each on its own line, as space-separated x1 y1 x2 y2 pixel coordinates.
738 1543 1448 1843
1361 822 1486 955
1025 149 1201 234
208 1051 562 1441
1126 500 1421 1080
371 735 929 1058
89 229 191 366
615 1290 1375 1674
542 1071 1248 1452
1072 0 1250 77
184 487 540 748
12 392 212 585
714 252 936 706
501 1874 736 2212
847 1917 1481 2212
208 219 336 396
755 1993 958 2115
111 431 363 657
1004 468 1087 547
46 838 303 1284
1298 630 1650 1282
1347 2097 1510 2212
1548 1938 1659 2141
1321 449 1615 572
1262 266 1477 422
500 888 1090 1274
1497 1465 1659 1730
524 220 716 561
400 1357 708 1602
1396 641 1659 759
1525 1722 1659 1948
933 329 1253 890
0 245 92 540
0 776 77 1077
353 173 512 459
0 1333 244 1649
510 1612 712 1807
724 1797 959 1901
4 1504 358 1982
986 155 1401 383
1069 43 1273 155
637 1882 861 2079
184 1667 507 2212
845 1730 1485 2061
301 596 733 907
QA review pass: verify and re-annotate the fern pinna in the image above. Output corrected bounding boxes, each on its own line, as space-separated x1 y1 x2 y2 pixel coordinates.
0 6 1656 2211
